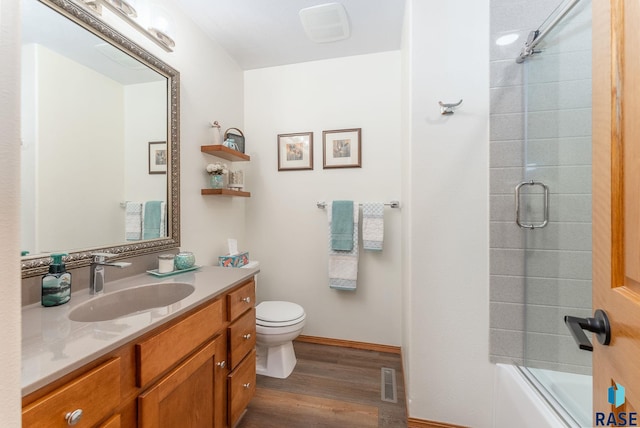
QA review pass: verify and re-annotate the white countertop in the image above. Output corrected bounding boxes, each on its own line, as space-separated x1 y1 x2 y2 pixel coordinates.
21 265 259 396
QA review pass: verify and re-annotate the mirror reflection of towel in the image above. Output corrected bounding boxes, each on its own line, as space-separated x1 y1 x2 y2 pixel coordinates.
125 202 143 241
143 201 165 239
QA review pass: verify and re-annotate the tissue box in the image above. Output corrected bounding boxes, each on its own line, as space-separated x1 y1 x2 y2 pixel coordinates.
218 252 249 268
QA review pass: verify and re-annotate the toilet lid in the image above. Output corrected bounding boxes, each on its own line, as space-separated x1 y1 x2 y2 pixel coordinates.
256 301 305 324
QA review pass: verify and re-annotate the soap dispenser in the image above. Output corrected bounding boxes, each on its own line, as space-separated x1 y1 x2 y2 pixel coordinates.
41 253 72 307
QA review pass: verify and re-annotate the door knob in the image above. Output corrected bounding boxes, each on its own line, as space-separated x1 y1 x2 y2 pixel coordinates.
564 309 611 352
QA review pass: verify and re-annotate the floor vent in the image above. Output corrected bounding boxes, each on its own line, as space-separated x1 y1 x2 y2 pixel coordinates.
381 367 398 403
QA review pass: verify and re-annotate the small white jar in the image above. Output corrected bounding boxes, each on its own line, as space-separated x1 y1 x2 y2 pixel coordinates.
158 254 175 274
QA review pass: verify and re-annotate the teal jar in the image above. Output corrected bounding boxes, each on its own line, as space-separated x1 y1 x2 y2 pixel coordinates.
209 175 224 189
174 251 195 270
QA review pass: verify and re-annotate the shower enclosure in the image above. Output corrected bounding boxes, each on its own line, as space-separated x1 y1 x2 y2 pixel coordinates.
520 0 593 425
490 0 593 426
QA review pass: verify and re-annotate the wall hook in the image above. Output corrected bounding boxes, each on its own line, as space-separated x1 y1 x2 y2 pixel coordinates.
439 99 463 115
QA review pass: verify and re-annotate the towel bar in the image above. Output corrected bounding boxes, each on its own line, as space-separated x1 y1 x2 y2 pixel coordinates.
316 201 400 209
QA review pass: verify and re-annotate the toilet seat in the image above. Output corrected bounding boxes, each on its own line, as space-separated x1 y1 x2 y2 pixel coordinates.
256 301 306 328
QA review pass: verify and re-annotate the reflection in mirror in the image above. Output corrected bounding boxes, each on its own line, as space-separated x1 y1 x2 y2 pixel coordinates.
21 0 180 278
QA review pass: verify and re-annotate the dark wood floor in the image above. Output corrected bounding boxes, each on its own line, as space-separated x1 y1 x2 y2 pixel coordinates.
236 341 407 428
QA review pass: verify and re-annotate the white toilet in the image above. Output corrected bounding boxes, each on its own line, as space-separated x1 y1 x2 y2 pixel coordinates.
255 300 306 379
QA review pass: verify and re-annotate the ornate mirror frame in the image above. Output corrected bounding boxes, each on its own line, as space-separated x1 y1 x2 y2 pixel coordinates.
22 0 180 278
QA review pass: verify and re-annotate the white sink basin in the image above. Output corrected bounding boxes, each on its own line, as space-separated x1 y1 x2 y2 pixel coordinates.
69 282 195 322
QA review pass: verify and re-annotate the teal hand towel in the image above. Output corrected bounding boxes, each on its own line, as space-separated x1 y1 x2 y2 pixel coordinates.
143 201 163 239
331 200 354 251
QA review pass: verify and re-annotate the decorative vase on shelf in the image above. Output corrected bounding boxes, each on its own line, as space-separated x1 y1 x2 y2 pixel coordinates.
209 174 224 189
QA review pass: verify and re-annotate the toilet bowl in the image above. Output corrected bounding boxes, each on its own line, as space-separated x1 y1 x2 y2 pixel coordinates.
255 300 306 379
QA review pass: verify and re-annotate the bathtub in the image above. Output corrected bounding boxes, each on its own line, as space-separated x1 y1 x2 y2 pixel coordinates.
494 364 592 428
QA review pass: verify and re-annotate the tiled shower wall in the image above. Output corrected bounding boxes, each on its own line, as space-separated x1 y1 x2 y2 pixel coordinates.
489 0 592 374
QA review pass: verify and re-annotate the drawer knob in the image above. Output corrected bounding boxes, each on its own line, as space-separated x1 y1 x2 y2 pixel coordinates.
241 296 251 303
243 382 251 389
65 409 83 426
243 333 252 340
217 360 226 369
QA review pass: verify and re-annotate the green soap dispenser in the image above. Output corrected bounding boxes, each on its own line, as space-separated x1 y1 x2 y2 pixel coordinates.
41 253 71 307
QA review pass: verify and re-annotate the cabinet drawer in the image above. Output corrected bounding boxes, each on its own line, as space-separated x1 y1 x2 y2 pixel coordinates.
227 280 255 321
228 307 256 369
22 358 120 428
136 298 223 387
228 349 256 427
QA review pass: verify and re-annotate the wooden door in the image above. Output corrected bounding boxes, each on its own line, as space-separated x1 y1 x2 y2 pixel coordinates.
138 338 221 428
593 0 640 422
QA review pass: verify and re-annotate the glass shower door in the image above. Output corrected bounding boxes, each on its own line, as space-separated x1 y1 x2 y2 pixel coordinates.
520 0 593 425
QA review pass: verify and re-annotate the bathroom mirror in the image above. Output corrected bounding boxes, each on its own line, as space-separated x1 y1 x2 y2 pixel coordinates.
21 0 180 278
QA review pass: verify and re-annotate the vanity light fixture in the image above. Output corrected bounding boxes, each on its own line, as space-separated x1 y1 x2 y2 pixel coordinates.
103 0 137 18
75 0 103 15
76 0 175 52
146 4 175 49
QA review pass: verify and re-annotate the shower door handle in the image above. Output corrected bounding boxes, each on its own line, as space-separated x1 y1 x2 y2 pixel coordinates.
515 180 549 229
564 309 611 352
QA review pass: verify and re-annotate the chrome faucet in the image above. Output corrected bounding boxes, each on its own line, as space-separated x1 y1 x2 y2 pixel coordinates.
90 253 132 295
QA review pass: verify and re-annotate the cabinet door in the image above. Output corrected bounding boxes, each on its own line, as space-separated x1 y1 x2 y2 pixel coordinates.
138 337 223 428
213 333 228 428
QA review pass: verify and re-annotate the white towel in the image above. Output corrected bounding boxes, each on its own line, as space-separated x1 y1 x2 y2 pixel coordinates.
125 202 143 241
327 201 359 290
159 201 166 236
362 202 384 251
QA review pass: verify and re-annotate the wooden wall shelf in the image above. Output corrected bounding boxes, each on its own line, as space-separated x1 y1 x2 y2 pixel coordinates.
201 145 250 162
201 189 251 197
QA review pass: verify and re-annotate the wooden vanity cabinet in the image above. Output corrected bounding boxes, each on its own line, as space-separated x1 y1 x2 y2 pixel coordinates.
22 278 257 428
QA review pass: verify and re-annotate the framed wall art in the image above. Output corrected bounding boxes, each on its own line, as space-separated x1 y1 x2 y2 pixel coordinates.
148 141 167 174
277 132 314 171
322 128 361 169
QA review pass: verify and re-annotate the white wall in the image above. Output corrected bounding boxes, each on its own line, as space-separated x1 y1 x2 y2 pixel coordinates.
244 52 403 346
403 0 494 426
400 0 414 403
0 0 23 424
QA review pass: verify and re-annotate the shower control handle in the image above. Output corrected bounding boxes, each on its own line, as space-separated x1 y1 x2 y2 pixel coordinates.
564 309 611 352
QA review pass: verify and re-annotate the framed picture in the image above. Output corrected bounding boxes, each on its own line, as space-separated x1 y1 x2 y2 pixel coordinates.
148 141 167 174
323 128 361 169
277 132 314 171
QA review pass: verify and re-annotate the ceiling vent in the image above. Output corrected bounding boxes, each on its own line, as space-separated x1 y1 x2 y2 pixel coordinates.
299 3 350 43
